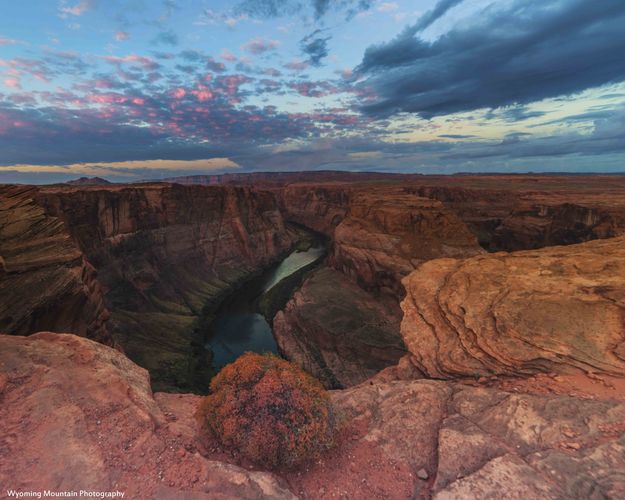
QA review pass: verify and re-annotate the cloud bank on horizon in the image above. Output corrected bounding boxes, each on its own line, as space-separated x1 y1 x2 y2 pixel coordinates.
1 0 625 183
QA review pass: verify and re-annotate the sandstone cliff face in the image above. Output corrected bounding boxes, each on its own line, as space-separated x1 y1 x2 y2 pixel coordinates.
401 235 625 379
2 333 624 499
412 184 624 251
329 191 484 298
277 183 351 235
273 267 407 389
271 184 483 386
490 202 618 251
276 184 484 298
0 186 110 344
37 183 297 391
162 173 625 254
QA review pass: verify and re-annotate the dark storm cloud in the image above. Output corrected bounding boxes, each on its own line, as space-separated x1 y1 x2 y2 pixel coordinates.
438 134 476 139
412 0 464 32
235 0 374 20
486 106 546 122
357 0 625 118
300 30 331 67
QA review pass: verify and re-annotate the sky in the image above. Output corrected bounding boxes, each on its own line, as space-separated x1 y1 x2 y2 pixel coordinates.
1 0 625 183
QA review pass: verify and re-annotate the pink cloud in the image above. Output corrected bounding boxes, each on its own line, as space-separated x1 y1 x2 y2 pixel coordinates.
191 85 213 102
220 49 237 62
284 59 310 71
104 54 158 71
115 31 129 41
242 38 280 55
91 78 116 89
3 78 21 89
0 38 18 46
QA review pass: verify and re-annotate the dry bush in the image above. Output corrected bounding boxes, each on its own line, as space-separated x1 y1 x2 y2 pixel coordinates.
197 352 335 469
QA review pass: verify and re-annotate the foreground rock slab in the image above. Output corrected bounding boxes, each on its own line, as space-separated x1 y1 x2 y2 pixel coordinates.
2 333 625 499
0 333 294 499
401 235 625 379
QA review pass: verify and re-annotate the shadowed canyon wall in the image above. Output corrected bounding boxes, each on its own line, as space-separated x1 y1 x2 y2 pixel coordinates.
276 183 484 298
411 183 625 251
1 183 299 391
0 186 110 344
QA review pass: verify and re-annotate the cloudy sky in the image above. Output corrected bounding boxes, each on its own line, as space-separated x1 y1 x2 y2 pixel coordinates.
1 0 625 183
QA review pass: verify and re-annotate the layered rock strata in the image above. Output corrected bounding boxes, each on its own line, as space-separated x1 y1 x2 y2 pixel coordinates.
273 267 407 388
1 183 298 391
38 183 298 391
0 186 110 344
329 191 483 297
276 184 484 297
401 235 625 379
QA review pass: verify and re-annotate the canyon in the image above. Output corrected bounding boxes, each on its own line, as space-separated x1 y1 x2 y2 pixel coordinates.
2 172 625 498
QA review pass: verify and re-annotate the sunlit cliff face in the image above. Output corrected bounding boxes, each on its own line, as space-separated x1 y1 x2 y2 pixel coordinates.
1 0 625 184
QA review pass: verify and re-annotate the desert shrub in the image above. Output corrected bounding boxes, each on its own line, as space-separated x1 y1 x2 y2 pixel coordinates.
196 352 335 469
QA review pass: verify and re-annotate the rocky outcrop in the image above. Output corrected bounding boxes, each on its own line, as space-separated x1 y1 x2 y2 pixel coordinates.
329 191 483 298
271 185 482 387
0 333 295 499
36 183 298 391
318 379 625 499
0 186 110 344
273 267 407 388
401 235 625 379
2 333 624 499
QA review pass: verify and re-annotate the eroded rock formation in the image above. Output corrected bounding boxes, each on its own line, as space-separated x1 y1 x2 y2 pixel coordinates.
329 190 483 297
411 177 625 251
273 267 407 388
2 333 624 499
39 184 299 391
271 184 483 386
0 186 110 344
401 235 625 379
274 183 484 299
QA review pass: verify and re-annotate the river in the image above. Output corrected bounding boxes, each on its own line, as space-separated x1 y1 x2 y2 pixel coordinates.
204 241 326 369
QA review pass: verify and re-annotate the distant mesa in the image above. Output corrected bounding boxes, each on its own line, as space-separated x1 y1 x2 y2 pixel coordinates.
66 176 111 186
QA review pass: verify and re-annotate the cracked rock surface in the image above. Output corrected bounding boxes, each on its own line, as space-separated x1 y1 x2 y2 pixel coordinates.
2 333 624 499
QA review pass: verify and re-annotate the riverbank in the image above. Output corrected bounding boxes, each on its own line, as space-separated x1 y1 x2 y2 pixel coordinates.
200 226 328 377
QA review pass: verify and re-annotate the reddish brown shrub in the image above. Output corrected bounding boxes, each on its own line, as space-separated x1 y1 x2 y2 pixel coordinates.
197 352 335 469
